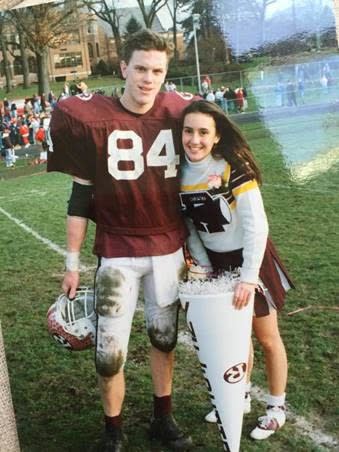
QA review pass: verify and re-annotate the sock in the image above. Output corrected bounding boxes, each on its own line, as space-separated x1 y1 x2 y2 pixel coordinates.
245 382 251 394
153 394 172 418
105 414 122 432
266 393 286 408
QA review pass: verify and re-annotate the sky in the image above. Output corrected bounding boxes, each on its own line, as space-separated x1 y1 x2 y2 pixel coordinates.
266 0 333 17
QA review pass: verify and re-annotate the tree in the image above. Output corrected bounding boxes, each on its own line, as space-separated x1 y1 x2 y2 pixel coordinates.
136 0 169 28
18 32 30 88
165 0 186 63
124 16 143 37
0 12 13 92
10 1 78 95
244 0 277 45
181 0 228 65
82 0 123 60
5 23 31 88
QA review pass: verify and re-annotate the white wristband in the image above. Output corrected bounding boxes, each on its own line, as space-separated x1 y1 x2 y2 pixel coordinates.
65 251 80 272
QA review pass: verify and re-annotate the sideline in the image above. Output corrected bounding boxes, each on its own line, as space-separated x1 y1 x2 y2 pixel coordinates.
0 206 91 272
0 205 337 450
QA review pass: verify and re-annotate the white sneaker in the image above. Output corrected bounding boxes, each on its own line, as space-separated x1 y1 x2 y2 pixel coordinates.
205 393 252 423
205 409 217 423
250 405 286 440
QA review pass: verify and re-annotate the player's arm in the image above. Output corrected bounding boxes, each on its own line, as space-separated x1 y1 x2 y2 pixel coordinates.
62 177 94 298
185 217 212 279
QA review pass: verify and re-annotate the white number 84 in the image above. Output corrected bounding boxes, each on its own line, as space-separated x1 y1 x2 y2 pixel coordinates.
108 129 179 180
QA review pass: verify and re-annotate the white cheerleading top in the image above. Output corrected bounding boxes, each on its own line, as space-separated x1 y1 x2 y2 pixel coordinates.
180 153 268 284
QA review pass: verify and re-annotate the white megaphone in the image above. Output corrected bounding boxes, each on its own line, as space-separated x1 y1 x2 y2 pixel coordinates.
179 276 253 452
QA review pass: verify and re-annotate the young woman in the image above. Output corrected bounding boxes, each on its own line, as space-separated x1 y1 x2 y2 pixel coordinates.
180 100 293 440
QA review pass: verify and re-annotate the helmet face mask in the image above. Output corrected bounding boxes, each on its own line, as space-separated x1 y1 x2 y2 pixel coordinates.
47 287 96 351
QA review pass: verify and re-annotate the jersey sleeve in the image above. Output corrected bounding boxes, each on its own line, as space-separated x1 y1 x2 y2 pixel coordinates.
185 217 212 268
47 101 95 181
230 171 269 284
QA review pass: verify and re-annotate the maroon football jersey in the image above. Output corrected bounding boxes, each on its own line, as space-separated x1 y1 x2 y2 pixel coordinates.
48 92 192 256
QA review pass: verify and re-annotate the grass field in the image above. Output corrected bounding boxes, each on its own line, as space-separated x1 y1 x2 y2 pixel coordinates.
0 109 338 451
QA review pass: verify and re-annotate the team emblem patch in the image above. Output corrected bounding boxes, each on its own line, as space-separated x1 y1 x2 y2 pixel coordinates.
223 362 247 384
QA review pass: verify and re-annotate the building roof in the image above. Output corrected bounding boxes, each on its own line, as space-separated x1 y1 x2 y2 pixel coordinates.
0 0 55 9
98 6 168 36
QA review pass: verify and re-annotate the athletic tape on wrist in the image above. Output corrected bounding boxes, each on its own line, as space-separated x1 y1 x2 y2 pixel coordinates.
65 251 80 272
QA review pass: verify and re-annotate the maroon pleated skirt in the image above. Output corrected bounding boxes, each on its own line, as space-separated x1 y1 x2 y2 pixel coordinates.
206 237 294 317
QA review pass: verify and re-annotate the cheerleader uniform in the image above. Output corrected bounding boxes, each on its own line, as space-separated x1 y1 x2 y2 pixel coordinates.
180 153 293 316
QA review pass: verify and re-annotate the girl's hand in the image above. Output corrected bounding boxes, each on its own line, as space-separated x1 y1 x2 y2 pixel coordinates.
233 281 256 310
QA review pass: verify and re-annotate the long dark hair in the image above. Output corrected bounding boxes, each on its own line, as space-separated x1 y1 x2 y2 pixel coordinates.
182 100 262 185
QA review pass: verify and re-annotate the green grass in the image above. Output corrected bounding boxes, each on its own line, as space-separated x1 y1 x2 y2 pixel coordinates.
0 111 338 451
0 75 125 100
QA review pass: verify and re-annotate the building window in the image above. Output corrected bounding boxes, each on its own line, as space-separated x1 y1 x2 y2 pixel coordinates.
67 31 80 45
28 56 37 73
88 43 94 58
96 43 100 57
54 52 83 69
13 56 23 75
88 21 96 34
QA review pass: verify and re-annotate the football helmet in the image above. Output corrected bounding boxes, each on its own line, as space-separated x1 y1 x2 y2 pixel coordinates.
47 287 96 351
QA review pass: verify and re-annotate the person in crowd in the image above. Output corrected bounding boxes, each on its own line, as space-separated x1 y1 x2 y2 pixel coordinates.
167 80 177 92
201 75 212 96
3 127 15 168
223 87 236 113
47 29 195 452
297 79 305 104
18 120 30 148
214 87 224 109
24 98 33 115
275 81 284 107
286 80 297 107
179 100 293 441
32 94 41 115
3 98 10 116
10 101 17 119
205 89 215 102
9 119 19 148
235 87 245 112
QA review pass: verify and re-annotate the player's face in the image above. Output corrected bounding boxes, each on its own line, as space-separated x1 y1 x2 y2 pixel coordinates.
182 112 220 162
120 50 168 114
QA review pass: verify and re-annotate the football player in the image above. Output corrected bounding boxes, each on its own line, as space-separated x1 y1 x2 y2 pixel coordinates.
48 29 194 452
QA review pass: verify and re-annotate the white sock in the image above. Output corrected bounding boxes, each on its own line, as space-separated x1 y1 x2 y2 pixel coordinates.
245 382 251 393
266 393 286 408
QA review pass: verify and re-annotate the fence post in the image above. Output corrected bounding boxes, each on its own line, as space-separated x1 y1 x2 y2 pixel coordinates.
0 322 20 452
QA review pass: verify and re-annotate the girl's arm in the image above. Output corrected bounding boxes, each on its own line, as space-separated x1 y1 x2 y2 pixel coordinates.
233 184 268 309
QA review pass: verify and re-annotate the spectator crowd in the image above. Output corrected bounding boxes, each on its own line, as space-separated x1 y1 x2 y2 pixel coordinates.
165 74 249 114
0 81 87 168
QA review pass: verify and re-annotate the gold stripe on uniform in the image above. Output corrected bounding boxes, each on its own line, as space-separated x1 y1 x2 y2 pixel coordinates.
181 182 209 191
232 179 258 196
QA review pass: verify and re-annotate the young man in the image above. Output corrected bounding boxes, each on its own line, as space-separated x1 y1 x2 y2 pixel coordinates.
47 29 193 452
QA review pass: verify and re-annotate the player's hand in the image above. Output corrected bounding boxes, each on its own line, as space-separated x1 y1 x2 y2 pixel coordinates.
233 281 256 310
62 271 80 299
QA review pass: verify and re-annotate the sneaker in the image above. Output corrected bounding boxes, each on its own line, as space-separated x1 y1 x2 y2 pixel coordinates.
205 410 217 423
99 427 126 452
250 405 286 440
150 413 193 450
205 392 252 423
